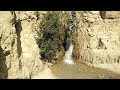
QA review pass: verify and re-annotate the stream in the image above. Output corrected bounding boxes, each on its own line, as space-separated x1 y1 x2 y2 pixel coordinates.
32 11 120 79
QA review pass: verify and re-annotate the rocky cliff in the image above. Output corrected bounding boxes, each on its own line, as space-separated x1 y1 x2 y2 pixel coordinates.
0 11 44 79
73 11 120 71
1 11 120 79
0 11 67 79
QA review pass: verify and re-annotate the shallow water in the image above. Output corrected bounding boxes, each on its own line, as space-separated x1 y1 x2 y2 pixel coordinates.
50 61 120 79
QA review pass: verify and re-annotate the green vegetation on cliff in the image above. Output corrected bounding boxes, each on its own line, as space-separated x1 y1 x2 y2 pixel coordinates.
37 11 68 62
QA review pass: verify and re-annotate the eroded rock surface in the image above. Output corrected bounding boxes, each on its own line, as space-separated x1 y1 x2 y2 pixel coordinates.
73 11 120 71
0 11 45 79
1 11 120 79
0 11 67 79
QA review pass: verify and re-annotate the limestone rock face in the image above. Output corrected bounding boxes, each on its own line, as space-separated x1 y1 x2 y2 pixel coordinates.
1 11 120 78
0 11 18 79
0 11 45 79
73 11 120 67
13 11 45 79
0 11 66 79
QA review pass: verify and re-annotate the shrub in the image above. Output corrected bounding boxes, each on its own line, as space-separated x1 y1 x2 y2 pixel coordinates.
37 11 66 62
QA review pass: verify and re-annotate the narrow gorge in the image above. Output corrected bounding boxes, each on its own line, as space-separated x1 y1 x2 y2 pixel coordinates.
0 11 120 79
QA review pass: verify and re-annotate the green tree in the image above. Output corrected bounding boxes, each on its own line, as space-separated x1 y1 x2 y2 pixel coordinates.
37 11 65 62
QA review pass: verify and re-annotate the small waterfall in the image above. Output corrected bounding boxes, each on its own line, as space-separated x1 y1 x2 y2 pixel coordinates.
63 11 75 65
63 42 74 64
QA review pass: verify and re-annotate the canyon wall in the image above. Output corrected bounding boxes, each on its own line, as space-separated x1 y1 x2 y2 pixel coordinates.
73 11 120 69
0 11 67 79
0 11 45 79
1 11 120 79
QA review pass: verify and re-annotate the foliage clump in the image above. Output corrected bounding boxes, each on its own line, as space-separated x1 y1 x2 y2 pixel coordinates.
37 11 66 62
